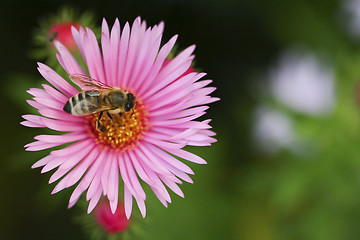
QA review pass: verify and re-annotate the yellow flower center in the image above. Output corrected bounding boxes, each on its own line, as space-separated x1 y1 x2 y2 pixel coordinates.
86 101 149 151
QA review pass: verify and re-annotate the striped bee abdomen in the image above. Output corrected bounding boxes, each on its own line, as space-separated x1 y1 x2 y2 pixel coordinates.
63 90 102 116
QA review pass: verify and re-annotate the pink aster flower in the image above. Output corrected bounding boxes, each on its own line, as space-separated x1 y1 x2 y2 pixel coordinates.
22 17 218 218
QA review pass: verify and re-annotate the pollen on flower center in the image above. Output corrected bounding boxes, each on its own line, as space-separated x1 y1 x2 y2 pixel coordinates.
86 101 149 151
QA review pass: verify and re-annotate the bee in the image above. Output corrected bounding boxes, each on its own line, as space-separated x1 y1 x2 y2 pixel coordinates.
63 74 136 132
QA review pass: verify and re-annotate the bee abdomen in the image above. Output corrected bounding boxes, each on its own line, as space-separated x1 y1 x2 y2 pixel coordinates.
64 92 96 116
63 100 72 113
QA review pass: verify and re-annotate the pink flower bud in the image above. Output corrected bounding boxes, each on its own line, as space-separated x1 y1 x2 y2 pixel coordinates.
95 201 130 234
49 22 80 50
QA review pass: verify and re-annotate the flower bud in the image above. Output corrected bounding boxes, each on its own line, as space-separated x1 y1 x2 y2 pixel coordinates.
48 22 80 51
95 201 130 234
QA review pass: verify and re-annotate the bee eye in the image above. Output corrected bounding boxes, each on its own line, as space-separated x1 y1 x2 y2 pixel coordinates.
124 93 135 112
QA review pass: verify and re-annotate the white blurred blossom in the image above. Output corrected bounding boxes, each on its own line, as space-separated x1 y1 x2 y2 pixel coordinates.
343 0 360 37
252 106 297 154
269 50 335 116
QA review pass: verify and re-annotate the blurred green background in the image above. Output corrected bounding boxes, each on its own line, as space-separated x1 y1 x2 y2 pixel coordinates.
2 0 360 239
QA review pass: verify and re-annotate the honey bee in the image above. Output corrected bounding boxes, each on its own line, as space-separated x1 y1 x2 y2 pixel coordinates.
63 74 136 132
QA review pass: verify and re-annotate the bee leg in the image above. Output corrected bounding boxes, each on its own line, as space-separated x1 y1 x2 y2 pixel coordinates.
130 102 137 118
118 112 122 117
106 111 114 121
96 112 106 132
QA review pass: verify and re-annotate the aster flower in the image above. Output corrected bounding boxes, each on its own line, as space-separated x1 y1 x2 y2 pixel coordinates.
22 17 218 218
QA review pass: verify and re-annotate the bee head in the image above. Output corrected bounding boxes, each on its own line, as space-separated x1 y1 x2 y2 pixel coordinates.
125 93 136 112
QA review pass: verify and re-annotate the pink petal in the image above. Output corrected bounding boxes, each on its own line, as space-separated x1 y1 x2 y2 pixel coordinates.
41 118 85 132
26 100 42 109
100 151 114 196
118 154 142 200
87 184 103 213
34 132 88 143
149 111 206 128
127 150 155 186
136 34 178 96
168 128 198 140
159 44 195 81
126 27 152 88
49 143 95 186
42 155 69 174
25 141 63 151
69 149 107 203
133 144 170 175
68 195 81 209
155 106 209 122
142 134 185 149
38 108 84 122
150 186 168 207
51 138 93 157
135 196 146 218
27 88 48 98
121 17 141 88
140 163 172 202
158 159 193 184
141 144 193 184
159 175 184 198
130 31 162 92
146 143 194 174
141 59 193 101
124 151 146 200
63 147 99 188
101 19 111 85
145 72 201 106
145 100 186 119
107 154 119 203
154 119 213 130
86 168 102 201
22 115 46 125
154 21 164 37
85 27 106 82
33 97 64 110
183 96 220 108
32 155 55 169
20 121 44 128
109 197 118 214
124 185 133 219
37 62 78 97
164 148 207 164
42 84 69 103
109 19 121 86
54 40 85 76
117 22 130 88
71 26 86 58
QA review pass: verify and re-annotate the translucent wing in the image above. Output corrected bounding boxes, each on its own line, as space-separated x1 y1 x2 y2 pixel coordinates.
69 74 112 91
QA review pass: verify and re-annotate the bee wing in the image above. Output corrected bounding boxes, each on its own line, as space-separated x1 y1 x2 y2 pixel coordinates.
69 74 113 91
84 101 115 115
